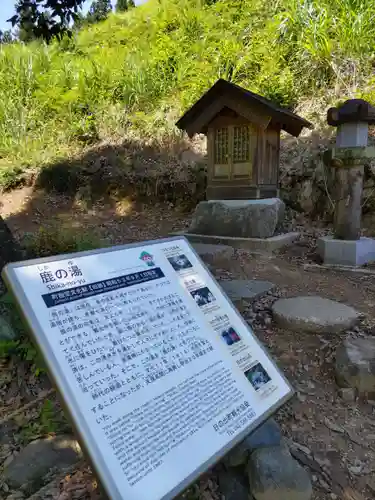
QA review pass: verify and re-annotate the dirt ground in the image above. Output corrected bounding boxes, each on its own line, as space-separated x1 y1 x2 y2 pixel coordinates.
232 251 375 500
0 187 375 500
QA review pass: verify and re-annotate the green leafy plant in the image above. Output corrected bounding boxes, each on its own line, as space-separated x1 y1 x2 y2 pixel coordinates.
19 399 70 444
0 335 46 374
22 226 103 258
0 339 19 359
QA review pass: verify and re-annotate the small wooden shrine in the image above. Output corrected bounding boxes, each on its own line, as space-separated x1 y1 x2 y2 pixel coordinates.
176 79 313 200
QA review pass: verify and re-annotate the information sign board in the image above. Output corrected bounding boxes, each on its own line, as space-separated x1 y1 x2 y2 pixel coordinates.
2 236 293 500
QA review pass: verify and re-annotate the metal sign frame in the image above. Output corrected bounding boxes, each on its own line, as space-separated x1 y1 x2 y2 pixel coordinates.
2 236 293 500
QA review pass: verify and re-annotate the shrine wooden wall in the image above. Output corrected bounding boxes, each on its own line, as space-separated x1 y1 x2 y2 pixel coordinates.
206 107 280 200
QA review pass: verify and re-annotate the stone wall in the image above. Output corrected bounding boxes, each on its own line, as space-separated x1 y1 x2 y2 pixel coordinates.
279 131 375 218
180 130 375 219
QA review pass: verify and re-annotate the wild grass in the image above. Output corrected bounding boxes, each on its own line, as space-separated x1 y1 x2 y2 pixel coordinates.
0 0 374 189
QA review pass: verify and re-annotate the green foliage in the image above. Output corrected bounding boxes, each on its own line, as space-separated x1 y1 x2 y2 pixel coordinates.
0 0 375 187
19 399 70 443
0 339 19 359
0 291 27 336
0 292 45 374
0 30 13 44
10 0 86 42
87 0 112 23
116 0 135 12
0 336 45 374
39 399 63 433
22 226 103 258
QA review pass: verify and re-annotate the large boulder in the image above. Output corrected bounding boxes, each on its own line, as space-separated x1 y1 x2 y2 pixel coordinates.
272 296 359 334
247 445 312 500
3 435 82 489
335 337 375 398
188 199 285 239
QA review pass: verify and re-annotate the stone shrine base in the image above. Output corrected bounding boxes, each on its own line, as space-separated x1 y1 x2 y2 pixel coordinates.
174 231 300 253
317 236 375 266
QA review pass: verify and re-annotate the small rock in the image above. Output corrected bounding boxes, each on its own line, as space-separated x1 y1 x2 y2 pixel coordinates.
297 393 307 402
3 435 82 489
347 459 371 476
318 478 331 491
6 492 24 500
218 468 254 500
288 441 312 457
335 337 375 397
224 445 248 468
330 494 338 500
339 388 356 402
225 418 283 468
247 445 312 500
272 296 359 334
242 418 282 452
348 465 364 476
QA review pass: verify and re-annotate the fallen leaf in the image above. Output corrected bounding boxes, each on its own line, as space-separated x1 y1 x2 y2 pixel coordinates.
324 417 345 434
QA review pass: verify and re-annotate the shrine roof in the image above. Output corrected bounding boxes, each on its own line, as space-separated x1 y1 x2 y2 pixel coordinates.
176 79 313 138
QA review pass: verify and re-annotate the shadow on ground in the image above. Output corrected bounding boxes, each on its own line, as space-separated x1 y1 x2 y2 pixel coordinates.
2 138 207 247
4 126 375 248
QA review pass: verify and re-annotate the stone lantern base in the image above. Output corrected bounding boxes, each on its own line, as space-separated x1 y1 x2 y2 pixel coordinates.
317 236 375 266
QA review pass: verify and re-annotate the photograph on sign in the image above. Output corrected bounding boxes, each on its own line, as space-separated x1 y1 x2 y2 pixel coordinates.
3 237 293 500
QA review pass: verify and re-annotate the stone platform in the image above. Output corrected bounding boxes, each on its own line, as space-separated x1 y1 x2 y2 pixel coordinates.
191 243 234 265
175 232 300 253
317 236 375 266
188 198 285 239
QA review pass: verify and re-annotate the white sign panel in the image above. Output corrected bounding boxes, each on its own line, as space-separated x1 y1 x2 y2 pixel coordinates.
3 237 293 500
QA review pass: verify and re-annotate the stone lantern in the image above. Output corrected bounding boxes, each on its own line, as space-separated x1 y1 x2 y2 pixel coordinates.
318 99 375 266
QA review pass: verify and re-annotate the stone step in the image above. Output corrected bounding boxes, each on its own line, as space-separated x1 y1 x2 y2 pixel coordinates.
272 296 359 334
